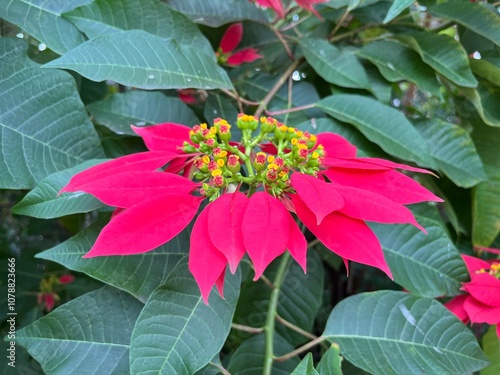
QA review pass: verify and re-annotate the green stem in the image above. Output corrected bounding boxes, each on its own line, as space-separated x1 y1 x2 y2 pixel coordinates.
262 252 291 375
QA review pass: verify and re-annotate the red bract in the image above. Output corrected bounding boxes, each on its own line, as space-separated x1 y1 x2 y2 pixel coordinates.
61 115 442 303
295 0 329 19
446 255 500 339
217 23 261 66
253 0 328 19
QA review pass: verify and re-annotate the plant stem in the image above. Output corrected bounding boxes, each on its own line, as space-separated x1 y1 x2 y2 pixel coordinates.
266 103 316 116
274 336 326 362
262 252 291 375
275 314 317 340
231 323 264 334
254 59 303 118
208 361 232 375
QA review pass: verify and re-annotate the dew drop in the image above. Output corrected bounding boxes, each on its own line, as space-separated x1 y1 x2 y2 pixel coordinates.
38 43 47 51
186 78 192 82
16 33 24 39
148 74 155 79
387 63 395 70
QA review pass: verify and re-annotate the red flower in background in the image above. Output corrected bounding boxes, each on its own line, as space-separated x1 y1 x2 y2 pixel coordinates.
446 255 500 338
217 23 261 66
61 115 442 303
253 0 328 19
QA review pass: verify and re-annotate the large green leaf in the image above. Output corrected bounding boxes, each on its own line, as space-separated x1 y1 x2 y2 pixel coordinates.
203 94 239 127
371 215 468 298
317 344 343 375
470 58 500 87
323 291 489 375
357 40 441 96
44 30 233 90
233 252 324 346
291 353 320 375
482 325 500 375
300 38 370 90
383 0 415 24
226 333 300 374
12 160 106 218
461 84 500 127
323 0 381 10
395 31 477 88
36 220 190 302
429 2 500 48
87 91 199 135
16 286 143 375
0 0 89 54
471 120 500 246
0 38 105 189
166 0 267 27
317 94 436 168
130 262 240 374
414 119 487 188
65 0 213 57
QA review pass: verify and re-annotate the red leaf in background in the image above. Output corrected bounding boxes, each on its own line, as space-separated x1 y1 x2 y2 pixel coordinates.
220 23 243 53
295 0 329 19
227 48 262 65
254 0 285 18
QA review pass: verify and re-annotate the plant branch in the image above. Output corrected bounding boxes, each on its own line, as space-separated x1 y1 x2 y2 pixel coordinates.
254 59 303 118
262 252 291 375
329 9 350 39
274 336 327 362
265 103 316 116
231 323 264 334
208 361 232 375
221 89 260 109
276 314 317 340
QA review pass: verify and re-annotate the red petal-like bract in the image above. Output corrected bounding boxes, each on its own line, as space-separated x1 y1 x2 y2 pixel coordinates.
355 157 436 175
291 173 344 225
84 194 203 257
242 192 290 280
287 214 308 272
61 151 174 193
462 254 491 276
69 171 199 208
220 23 243 53
295 0 328 19
208 192 249 273
334 185 426 232
462 273 500 307
445 294 469 323
189 204 228 304
292 194 392 278
324 168 443 205
254 0 285 18
131 123 192 152
464 297 500 325
317 133 357 159
227 48 262 65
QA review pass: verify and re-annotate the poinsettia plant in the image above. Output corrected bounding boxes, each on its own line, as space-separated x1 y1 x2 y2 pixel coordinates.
1 0 500 374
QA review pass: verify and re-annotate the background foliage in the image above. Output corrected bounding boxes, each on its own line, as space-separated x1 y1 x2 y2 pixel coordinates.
1 0 500 374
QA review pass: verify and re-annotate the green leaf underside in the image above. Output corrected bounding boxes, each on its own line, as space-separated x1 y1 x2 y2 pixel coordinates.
0 38 105 189
226 333 300 374
415 119 487 188
394 31 478 88
166 0 267 27
301 38 370 90
371 215 468 298
130 262 241 374
429 2 500 48
317 344 343 375
0 0 89 54
383 0 415 24
64 0 214 57
87 91 199 135
36 220 190 302
323 291 489 375
44 30 233 90
357 40 441 97
15 286 143 375
12 160 106 218
317 94 436 168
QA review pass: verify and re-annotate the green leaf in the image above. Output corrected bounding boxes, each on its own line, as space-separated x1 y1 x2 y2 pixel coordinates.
129 262 240 374
414 119 487 188
317 344 343 375
65 0 213 57
471 119 500 246
301 38 370 90
87 91 199 135
323 0 382 10
203 94 239 126
481 325 500 375
371 215 468 297
357 40 441 96
0 0 88 54
429 2 500 48
166 0 267 27
233 252 324 346
383 0 415 24
291 353 320 375
395 31 478 88
15 286 143 375
470 58 500 86
226 333 300 374
0 38 105 189
461 84 500 127
317 94 436 168
36 220 190 302
323 291 489 375
44 30 233 90
11 160 106 218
